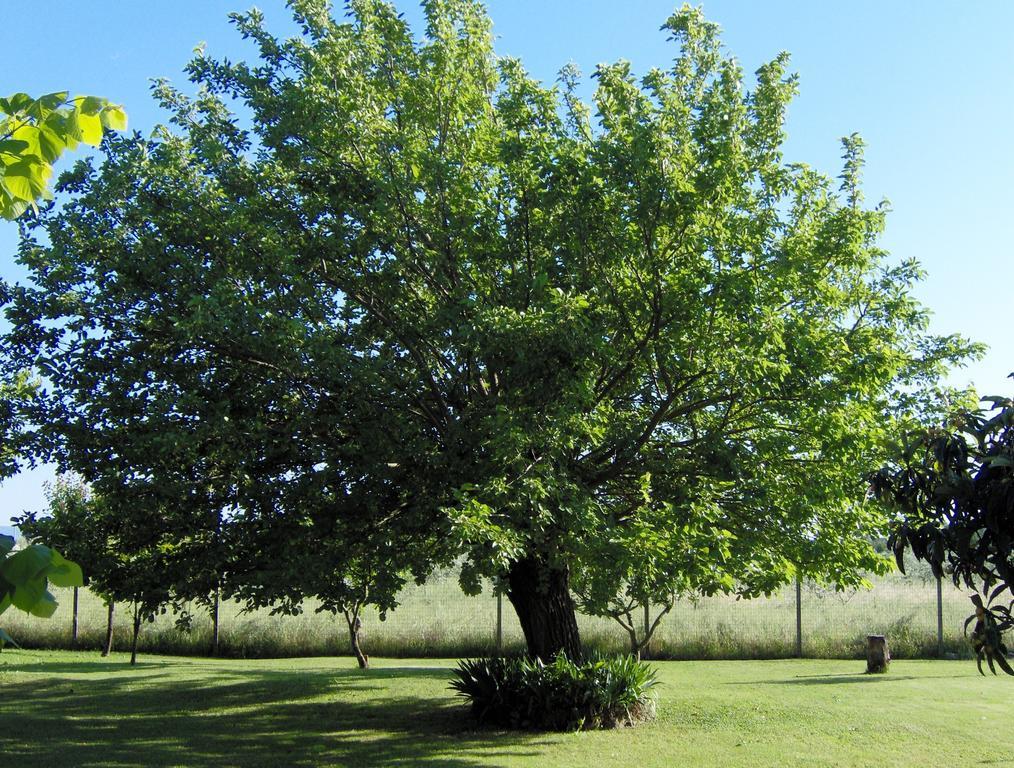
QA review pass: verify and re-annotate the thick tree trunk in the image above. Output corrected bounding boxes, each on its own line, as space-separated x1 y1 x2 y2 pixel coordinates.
344 609 369 669
130 605 141 666
506 556 582 661
71 587 79 645
101 601 115 657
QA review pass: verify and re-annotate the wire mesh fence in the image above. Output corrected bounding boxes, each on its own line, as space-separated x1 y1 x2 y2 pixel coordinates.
2 559 977 660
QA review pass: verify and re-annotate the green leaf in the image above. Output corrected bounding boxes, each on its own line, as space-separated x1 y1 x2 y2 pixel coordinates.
36 125 67 163
26 92 70 121
99 106 128 132
10 123 42 157
79 95 106 115
11 576 47 613
3 93 33 114
1 167 33 201
0 544 53 585
47 550 84 588
2 159 47 201
0 535 13 556
74 110 104 147
0 196 30 220
0 139 30 158
25 588 58 619
37 91 69 110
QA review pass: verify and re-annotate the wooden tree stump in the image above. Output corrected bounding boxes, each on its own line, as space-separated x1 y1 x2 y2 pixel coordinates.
866 635 890 673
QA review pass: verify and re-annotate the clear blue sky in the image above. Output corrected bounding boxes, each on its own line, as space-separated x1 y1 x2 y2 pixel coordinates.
2 1 1012 524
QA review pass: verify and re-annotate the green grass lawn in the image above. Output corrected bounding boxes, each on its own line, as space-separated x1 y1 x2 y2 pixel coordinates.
1 651 1010 767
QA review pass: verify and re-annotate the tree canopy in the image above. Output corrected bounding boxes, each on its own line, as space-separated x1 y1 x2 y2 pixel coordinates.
0 370 36 481
1 0 976 659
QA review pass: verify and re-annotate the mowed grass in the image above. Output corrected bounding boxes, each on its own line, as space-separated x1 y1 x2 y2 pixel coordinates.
1 651 1010 767
2 563 975 661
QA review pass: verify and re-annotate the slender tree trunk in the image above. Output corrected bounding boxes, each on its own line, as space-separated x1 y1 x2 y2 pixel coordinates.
642 603 651 660
626 626 641 660
613 601 672 661
101 601 115 657
71 586 79 645
344 609 369 669
211 581 220 657
212 519 222 657
506 555 582 661
130 604 141 666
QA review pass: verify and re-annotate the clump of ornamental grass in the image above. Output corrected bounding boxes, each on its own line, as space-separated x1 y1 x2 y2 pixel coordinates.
450 653 658 731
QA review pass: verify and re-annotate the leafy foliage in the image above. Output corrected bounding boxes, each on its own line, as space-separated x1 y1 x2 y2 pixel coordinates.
0 91 126 219
15 478 194 663
450 654 658 730
0 89 124 646
0 533 83 648
966 594 1013 676
0 370 36 481
225 511 420 669
15 476 112 588
0 1 977 660
872 388 1014 673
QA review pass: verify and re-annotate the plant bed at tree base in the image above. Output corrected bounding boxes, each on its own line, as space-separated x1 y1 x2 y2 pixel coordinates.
450 654 658 731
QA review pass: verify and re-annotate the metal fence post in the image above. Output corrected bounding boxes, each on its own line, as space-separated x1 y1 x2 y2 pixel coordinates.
71 586 79 644
936 575 944 657
496 592 503 655
795 575 803 658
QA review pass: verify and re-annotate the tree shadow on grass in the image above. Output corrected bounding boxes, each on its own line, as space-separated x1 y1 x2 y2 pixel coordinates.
0 660 168 674
739 673 948 685
0 659 545 768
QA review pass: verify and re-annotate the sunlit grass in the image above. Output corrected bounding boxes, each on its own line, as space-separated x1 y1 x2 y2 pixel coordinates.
0 652 1009 767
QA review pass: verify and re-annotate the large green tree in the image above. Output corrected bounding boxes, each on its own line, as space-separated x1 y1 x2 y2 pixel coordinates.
1 1 975 659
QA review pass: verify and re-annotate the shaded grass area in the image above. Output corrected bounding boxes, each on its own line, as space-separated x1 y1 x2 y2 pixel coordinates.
2 565 975 661
1 652 1011 767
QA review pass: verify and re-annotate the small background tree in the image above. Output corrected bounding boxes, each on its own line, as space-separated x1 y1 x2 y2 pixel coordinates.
16 475 111 644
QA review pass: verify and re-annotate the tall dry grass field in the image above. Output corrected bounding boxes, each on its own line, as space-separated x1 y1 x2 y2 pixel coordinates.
1 557 974 660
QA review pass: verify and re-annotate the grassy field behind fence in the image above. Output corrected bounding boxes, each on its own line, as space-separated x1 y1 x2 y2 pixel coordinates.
2 559 977 660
